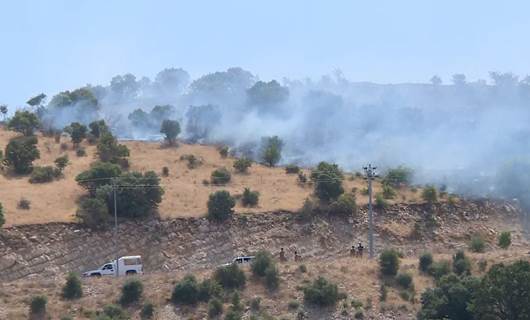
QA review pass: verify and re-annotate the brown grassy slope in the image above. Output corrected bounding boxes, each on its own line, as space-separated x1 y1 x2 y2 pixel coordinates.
0 127 424 226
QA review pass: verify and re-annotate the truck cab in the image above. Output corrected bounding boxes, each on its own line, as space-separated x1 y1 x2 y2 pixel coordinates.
83 256 143 277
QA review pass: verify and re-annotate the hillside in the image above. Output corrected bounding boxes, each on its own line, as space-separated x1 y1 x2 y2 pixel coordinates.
0 127 424 226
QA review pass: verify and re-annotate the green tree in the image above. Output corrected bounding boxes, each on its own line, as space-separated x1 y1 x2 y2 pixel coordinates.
207 191 235 221
160 119 181 145
211 167 231 184
0 202 5 227
470 260 530 320
419 252 433 273
233 157 252 173
246 80 289 107
0 105 7 122
213 264 246 289
251 251 275 277
89 120 108 138
75 161 122 195
383 166 413 187
453 250 472 276
30 295 47 317
120 280 143 306
54 155 69 173
7 110 39 136
260 136 283 167
328 193 357 217
311 161 344 202
422 185 438 203
62 272 82 300
26 93 47 108
303 277 339 307
379 249 400 276
4 136 40 174
241 188 259 207
97 132 130 164
76 197 108 229
498 231 511 249
171 275 200 305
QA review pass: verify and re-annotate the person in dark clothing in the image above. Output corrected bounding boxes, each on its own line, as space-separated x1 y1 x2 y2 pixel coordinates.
279 247 286 261
350 245 356 257
357 242 364 257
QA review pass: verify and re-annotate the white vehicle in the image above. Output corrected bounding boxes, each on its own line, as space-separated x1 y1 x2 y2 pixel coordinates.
83 256 143 277
221 255 255 267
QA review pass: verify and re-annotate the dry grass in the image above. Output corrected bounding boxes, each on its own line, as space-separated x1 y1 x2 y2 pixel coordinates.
0 128 425 226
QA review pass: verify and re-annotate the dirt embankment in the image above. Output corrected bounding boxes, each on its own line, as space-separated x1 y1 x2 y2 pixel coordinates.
0 200 524 283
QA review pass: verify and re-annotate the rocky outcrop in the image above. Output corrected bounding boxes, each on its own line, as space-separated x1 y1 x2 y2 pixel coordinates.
0 200 522 282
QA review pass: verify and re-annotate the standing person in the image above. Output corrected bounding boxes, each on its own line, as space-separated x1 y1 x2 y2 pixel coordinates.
350 245 356 257
279 247 286 261
357 242 364 257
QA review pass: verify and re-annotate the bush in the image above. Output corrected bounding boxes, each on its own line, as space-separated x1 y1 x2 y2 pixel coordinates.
264 265 280 290
219 146 229 158
198 278 223 301
311 162 344 202
160 119 180 145
4 135 40 174
208 298 223 318
303 277 339 306
30 295 47 316
162 166 169 177
375 194 388 209
97 132 129 164
421 185 438 203
76 197 108 229
171 275 199 305
329 193 357 217
383 166 412 187
76 147 87 157
62 272 82 300
498 231 511 249
453 250 472 276
100 304 128 320
252 251 274 277
233 157 252 173
396 273 413 289
120 280 143 306
250 297 261 311
285 164 300 174
207 191 235 222
288 300 300 310
379 249 400 276
68 122 88 145
419 252 433 273
260 136 283 167
18 198 31 210
89 120 109 139
469 235 486 253
297 197 316 221
241 188 259 207
382 184 396 199
7 110 39 136
29 166 57 183
0 202 4 227
140 302 154 319
213 264 246 289
180 154 201 169
211 167 231 184
54 155 69 173
76 161 122 195
428 260 451 279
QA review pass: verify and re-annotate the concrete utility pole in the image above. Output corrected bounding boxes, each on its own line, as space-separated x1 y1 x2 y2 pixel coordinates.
363 164 377 259
113 178 119 277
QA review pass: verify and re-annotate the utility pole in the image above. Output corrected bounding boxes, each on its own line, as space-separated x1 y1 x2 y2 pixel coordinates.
363 164 377 259
113 178 119 277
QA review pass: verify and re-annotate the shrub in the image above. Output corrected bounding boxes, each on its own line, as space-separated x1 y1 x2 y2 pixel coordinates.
421 185 438 203
241 188 259 207
7 110 39 136
160 119 180 145
419 252 433 273
162 166 169 177
252 251 274 277
453 250 472 276
54 155 69 172
97 132 129 164
285 164 300 174
76 161 122 195
208 298 223 318
89 120 109 139
264 265 280 290
68 122 88 145
375 194 388 209
219 146 229 158
498 231 511 249
198 278 223 301
120 280 143 306
76 197 108 229
211 167 231 184
379 249 400 276
478 259 488 272
383 166 413 187
311 162 344 202
288 300 300 310
76 147 87 157
298 264 307 273
250 297 261 311
100 304 128 320
260 136 283 167
382 184 396 199
233 157 252 173
180 154 201 169
140 302 154 319
29 166 57 183
303 277 339 306
396 273 413 289
171 275 199 305
18 198 31 210
4 135 40 174
207 191 235 222
30 295 47 316
297 197 316 221
0 202 4 227
379 285 388 302
62 272 83 300
469 235 486 253
428 260 451 279
329 193 357 217
213 264 246 289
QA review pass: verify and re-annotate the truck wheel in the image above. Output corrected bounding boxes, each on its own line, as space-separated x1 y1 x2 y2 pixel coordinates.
91 273 101 277
126 270 137 276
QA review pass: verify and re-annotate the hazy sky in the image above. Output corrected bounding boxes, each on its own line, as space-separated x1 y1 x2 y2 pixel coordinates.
1 0 530 107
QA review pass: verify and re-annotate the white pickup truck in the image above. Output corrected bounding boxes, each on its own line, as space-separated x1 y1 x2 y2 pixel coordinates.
221 255 255 267
83 256 143 277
